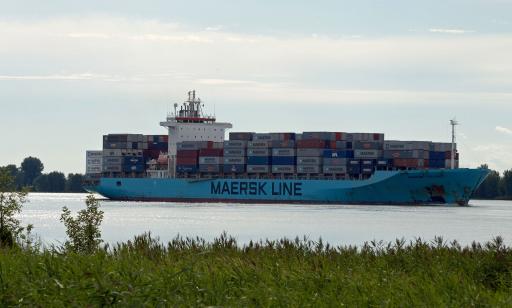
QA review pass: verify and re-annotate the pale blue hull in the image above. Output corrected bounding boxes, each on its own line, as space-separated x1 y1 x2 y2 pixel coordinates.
90 169 489 206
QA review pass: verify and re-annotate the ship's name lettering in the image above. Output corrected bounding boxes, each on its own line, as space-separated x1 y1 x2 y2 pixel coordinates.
211 182 302 196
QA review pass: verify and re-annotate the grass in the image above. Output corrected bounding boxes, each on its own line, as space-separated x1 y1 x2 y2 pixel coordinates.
0 234 511 306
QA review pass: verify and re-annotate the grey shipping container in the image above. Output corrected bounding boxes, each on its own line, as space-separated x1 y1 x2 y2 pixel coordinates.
103 156 123 165
270 140 295 148
102 165 122 172
247 148 270 156
323 158 347 166
223 157 246 164
323 166 347 174
431 143 455 152
297 165 321 174
297 157 322 165
296 148 323 157
103 149 122 157
272 148 296 157
177 141 210 150
199 157 222 165
247 141 269 148
247 165 270 173
252 133 273 141
224 140 247 148
229 132 254 141
383 150 429 159
384 141 431 151
224 149 246 157
353 149 382 159
272 165 295 173
335 141 348 149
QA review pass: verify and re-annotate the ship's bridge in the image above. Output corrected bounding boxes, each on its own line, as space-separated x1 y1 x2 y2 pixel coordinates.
160 90 232 177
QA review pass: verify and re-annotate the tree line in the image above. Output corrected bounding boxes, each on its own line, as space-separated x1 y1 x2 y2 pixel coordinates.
472 165 512 200
0 156 85 193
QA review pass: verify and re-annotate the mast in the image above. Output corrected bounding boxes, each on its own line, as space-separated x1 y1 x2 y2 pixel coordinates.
450 118 458 169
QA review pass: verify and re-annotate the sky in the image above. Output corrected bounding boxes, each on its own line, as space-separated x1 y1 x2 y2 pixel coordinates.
1 0 511 174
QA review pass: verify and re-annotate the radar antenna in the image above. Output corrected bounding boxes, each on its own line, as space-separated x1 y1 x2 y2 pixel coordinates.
450 118 459 169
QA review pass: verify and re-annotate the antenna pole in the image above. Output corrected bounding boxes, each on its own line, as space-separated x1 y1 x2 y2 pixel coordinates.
450 118 458 169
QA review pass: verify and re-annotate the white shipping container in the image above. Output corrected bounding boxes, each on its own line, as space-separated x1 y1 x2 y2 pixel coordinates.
87 150 103 158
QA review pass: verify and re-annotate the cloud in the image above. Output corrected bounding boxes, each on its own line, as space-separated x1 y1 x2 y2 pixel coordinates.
429 28 473 34
67 32 111 39
496 126 512 135
0 16 511 105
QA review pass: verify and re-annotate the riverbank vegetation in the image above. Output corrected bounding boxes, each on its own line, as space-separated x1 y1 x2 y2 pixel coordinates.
0 234 511 306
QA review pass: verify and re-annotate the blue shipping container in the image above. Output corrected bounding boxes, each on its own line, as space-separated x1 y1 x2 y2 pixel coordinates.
430 159 445 168
123 156 145 165
271 156 296 165
177 165 198 173
247 156 271 165
223 164 246 173
323 150 354 159
122 164 144 173
429 151 446 160
348 165 361 174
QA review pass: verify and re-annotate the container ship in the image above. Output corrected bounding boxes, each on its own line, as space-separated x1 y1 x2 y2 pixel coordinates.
86 91 489 206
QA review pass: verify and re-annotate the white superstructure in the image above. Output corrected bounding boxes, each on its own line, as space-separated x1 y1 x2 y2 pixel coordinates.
160 91 232 177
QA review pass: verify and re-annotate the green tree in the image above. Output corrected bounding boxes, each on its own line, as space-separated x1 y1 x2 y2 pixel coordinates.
502 169 512 199
47 171 66 192
34 172 66 192
66 173 85 192
33 174 49 192
474 165 501 199
60 194 104 254
0 169 31 248
20 157 44 187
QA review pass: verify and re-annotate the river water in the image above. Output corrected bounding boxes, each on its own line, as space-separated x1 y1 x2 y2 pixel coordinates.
18 193 512 247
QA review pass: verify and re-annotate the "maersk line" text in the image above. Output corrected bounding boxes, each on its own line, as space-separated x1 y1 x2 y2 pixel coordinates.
211 181 302 196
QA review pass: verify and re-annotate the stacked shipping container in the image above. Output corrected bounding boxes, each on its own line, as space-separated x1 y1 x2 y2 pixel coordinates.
97 131 460 179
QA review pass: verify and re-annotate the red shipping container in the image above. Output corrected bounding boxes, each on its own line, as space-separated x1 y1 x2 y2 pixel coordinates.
297 139 327 148
393 158 425 168
177 150 199 158
143 149 161 159
199 148 224 156
335 132 344 141
176 157 198 165
328 141 337 149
